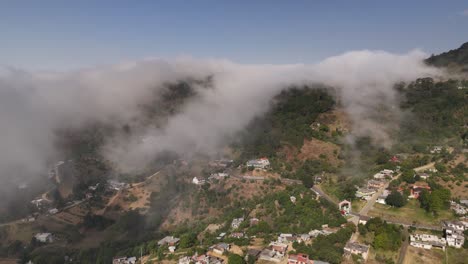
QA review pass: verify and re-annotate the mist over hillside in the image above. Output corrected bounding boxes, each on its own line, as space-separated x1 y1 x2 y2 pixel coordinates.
0 51 442 199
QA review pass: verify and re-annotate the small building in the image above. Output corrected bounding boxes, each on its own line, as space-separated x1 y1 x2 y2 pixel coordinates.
217 232 226 240
249 218 259 226
259 248 281 262
409 185 431 199
417 172 430 180
30 198 48 208
34 233 53 243
269 242 288 257
367 180 386 189
344 242 369 260
373 172 386 180
430 146 443 154
246 158 270 169
192 177 206 185
288 253 312 264
158 236 180 246
309 229 333 238
450 201 468 215
48 208 59 215
209 159 233 168
445 228 465 248
356 188 376 199
113 257 137 264
209 172 229 180
178 256 191 264
231 218 244 229
278 233 295 243
290 196 297 204
339 200 351 215
359 215 371 225
230 232 244 239
442 220 467 231
107 180 128 191
209 243 231 255
410 233 446 250
376 196 387 205
297 234 311 243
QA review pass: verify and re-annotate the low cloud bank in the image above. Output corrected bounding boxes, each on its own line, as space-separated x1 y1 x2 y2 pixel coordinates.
0 50 442 183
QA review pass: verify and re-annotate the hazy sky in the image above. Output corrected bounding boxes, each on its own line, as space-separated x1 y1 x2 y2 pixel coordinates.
1 0 467 70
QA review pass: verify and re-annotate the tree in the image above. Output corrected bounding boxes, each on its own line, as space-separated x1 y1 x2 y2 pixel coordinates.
401 170 416 184
418 189 430 210
179 232 197 248
385 191 407 207
228 253 245 264
301 175 314 188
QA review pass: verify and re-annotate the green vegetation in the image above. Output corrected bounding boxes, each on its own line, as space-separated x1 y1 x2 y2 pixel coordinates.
398 78 468 150
228 253 246 264
385 191 407 208
82 213 115 231
418 181 451 215
233 86 335 160
426 42 468 70
248 185 346 234
363 217 403 251
292 223 355 264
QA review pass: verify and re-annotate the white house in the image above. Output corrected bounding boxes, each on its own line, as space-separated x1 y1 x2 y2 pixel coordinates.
48 208 59 215
410 233 446 250
344 242 369 260
34 233 53 243
376 196 387 205
443 221 466 231
246 158 270 169
178 256 191 264
231 218 244 229
113 257 137 264
192 177 206 185
158 236 180 246
445 227 465 248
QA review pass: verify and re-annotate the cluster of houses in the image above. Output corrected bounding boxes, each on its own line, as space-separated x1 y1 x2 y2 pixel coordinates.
107 179 129 191
192 172 230 186
409 220 467 251
112 256 137 264
158 235 180 252
373 169 395 180
355 169 395 201
231 218 245 229
410 233 447 250
450 200 468 216
179 254 224 264
429 146 443 154
175 220 337 264
258 241 288 262
246 158 270 169
343 242 370 261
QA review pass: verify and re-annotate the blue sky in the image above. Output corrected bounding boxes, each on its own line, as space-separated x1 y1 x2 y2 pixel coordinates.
1 0 467 70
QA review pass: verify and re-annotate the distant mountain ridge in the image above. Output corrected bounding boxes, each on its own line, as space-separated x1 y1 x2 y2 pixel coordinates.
426 42 468 71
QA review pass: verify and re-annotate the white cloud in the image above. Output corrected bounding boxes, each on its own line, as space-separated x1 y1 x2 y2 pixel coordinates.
0 51 443 187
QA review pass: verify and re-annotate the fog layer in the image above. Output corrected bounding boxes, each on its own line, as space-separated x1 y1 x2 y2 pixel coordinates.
0 50 441 181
